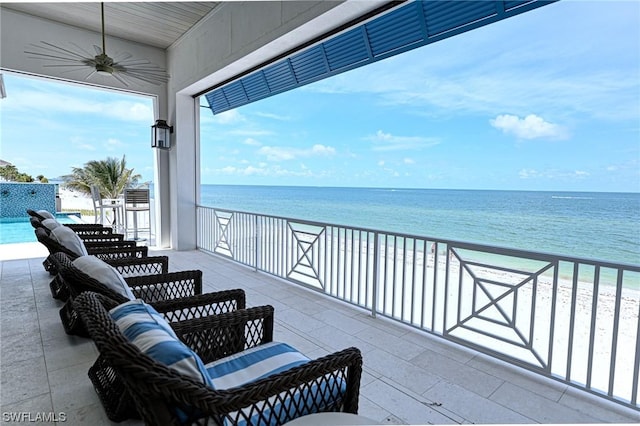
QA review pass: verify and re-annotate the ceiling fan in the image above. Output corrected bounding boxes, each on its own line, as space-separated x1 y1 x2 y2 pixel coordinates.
25 2 169 86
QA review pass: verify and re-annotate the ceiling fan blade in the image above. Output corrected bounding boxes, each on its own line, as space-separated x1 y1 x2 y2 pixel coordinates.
42 64 89 68
112 52 133 62
67 42 96 59
35 41 89 60
117 58 152 66
57 67 92 76
117 70 166 85
111 72 130 87
24 51 85 63
85 69 97 80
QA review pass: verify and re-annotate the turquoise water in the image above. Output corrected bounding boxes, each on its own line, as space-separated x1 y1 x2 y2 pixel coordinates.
199 185 640 266
0 215 77 244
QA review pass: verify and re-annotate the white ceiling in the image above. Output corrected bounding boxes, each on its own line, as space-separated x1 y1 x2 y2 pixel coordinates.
1 2 220 49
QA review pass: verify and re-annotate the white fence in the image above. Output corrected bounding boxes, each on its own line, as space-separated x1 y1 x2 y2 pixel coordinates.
197 205 640 410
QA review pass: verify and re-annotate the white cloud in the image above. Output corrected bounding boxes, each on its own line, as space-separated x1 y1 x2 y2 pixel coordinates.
257 146 295 161
519 168 591 179
4 89 152 123
70 137 97 151
244 138 261 146
228 129 274 137
378 160 385 167
365 130 440 151
311 144 336 155
108 101 153 122
490 114 569 140
257 144 336 161
404 158 415 164
211 164 314 178
213 109 245 125
518 169 539 179
254 112 291 121
104 138 124 151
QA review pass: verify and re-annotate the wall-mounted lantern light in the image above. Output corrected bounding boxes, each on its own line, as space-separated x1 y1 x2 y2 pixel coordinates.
151 119 173 149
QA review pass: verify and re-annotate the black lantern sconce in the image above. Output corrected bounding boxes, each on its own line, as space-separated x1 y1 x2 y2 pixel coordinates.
151 119 173 150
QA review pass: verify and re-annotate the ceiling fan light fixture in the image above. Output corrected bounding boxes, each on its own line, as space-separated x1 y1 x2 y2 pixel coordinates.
95 52 114 75
95 64 113 76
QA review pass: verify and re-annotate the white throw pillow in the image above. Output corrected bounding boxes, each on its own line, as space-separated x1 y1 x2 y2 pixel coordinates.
51 226 88 257
73 256 135 300
37 209 55 219
41 218 61 231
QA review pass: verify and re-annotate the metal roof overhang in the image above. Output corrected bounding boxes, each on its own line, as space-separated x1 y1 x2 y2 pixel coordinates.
204 0 557 115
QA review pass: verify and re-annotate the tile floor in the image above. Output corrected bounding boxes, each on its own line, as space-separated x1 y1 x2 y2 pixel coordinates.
1 245 638 425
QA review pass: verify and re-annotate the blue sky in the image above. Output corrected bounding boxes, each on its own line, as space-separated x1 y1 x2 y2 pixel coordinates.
2 0 639 192
0 74 156 183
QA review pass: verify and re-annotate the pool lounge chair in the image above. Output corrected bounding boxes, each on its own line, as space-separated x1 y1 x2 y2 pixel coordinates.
29 216 126 242
75 291 362 425
27 208 113 235
34 226 146 271
51 251 233 336
55 253 247 422
34 226 152 300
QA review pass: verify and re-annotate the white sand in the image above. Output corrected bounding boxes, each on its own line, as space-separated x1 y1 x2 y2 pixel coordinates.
58 187 94 212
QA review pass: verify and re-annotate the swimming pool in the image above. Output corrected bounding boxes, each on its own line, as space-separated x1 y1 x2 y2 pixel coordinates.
0 215 80 244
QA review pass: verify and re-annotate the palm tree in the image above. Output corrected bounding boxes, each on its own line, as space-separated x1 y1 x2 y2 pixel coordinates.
63 155 142 198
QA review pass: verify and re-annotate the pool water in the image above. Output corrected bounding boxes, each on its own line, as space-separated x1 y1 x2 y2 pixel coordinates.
0 215 79 244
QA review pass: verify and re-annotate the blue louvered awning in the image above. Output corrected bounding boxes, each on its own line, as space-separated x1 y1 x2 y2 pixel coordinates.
205 0 557 114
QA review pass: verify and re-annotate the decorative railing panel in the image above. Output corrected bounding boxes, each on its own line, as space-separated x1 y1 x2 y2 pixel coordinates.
197 205 640 410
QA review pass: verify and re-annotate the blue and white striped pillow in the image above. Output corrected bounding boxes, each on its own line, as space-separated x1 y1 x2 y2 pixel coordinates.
206 342 346 426
206 342 309 390
109 300 212 388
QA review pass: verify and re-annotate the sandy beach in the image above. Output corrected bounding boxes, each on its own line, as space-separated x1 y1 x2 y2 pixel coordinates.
58 187 95 216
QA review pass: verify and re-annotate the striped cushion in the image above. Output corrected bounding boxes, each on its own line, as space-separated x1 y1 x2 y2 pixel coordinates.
73 256 135 300
109 299 212 389
206 342 309 390
206 342 345 426
51 226 88 257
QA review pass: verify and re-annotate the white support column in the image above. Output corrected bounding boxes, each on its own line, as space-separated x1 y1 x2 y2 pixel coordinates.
153 148 171 248
169 92 198 250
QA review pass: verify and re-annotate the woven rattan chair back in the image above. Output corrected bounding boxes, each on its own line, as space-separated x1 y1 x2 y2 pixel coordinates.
75 291 363 426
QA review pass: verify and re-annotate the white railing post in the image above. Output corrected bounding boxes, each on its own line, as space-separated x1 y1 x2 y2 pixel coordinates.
254 214 260 272
371 231 379 318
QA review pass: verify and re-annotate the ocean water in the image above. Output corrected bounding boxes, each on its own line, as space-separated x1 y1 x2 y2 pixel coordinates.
199 185 640 266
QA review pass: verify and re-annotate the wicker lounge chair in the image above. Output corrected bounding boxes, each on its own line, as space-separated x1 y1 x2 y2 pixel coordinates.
27 208 114 235
76 291 362 425
51 251 222 337
49 253 169 301
80 289 247 422
34 227 147 275
30 216 126 242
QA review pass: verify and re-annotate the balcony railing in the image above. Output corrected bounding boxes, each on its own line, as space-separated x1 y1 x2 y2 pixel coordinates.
196 205 640 410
